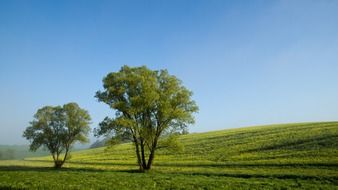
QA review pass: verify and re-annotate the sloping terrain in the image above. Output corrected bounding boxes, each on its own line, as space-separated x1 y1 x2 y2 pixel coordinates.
0 122 337 189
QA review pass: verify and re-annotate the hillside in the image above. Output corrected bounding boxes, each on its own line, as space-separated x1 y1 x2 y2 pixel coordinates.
29 122 338 167
0 122 337 189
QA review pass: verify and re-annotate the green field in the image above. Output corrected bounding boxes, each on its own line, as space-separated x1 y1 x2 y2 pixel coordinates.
0 122 337 189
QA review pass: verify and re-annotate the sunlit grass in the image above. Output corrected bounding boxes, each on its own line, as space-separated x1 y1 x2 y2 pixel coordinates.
0 122 337 189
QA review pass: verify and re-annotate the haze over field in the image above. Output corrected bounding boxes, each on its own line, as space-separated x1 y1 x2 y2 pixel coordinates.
1 0 338 145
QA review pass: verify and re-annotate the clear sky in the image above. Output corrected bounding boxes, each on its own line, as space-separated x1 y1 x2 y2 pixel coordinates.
1 0 338 145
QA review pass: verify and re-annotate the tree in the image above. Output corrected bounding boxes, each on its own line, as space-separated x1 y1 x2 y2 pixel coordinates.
95 65 198 171
23 103 91 168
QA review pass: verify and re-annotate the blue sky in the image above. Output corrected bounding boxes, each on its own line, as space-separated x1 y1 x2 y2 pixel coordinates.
1 0 338 144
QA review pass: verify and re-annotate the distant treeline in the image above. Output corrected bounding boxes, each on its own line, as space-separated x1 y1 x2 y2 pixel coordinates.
0 145 49 160
0 149 15 160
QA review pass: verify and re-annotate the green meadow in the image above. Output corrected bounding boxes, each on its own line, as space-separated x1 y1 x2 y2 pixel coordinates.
0 122 337 189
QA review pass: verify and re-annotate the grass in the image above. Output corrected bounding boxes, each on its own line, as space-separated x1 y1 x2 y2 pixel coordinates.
0 122 337 189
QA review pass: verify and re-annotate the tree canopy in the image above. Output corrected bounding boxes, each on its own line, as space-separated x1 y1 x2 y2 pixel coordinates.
95 65 198 171
23 102 91 168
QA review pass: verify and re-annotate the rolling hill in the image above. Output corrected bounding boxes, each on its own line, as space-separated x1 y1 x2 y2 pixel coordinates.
0 122 337 189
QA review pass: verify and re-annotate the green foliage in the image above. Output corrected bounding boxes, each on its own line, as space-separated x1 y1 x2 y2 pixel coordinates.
158 135 184 153
95 65 198 171
22 102 91 168
1 122 337 189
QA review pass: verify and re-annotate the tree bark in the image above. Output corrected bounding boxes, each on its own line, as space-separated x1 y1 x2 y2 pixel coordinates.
133 138 143 171
54 161 63 169
146 138 158 170
146 149 155 170
61 147 69 166
140 139 147 170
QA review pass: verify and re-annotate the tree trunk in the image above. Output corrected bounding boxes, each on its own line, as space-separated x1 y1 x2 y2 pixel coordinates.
145 150 155 170
133 134 160 171
61 148 69 167
140 139 147 170
54 160 64 169
146 140 158 170
133 139 144 172
53 151 63 169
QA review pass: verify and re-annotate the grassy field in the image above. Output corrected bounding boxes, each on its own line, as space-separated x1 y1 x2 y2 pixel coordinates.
0 122 337 189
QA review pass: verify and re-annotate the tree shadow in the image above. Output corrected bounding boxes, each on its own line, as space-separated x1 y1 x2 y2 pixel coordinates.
68 161 136 166
0 165 140 173
0 165 336 181
63 160 338 168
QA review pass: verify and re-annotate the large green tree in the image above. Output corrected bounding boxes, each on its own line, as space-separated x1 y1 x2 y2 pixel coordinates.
23 103 91 168
95 65 198 171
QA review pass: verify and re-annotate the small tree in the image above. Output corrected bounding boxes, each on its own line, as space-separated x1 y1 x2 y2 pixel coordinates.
23 103 91 168
95 65 198 171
